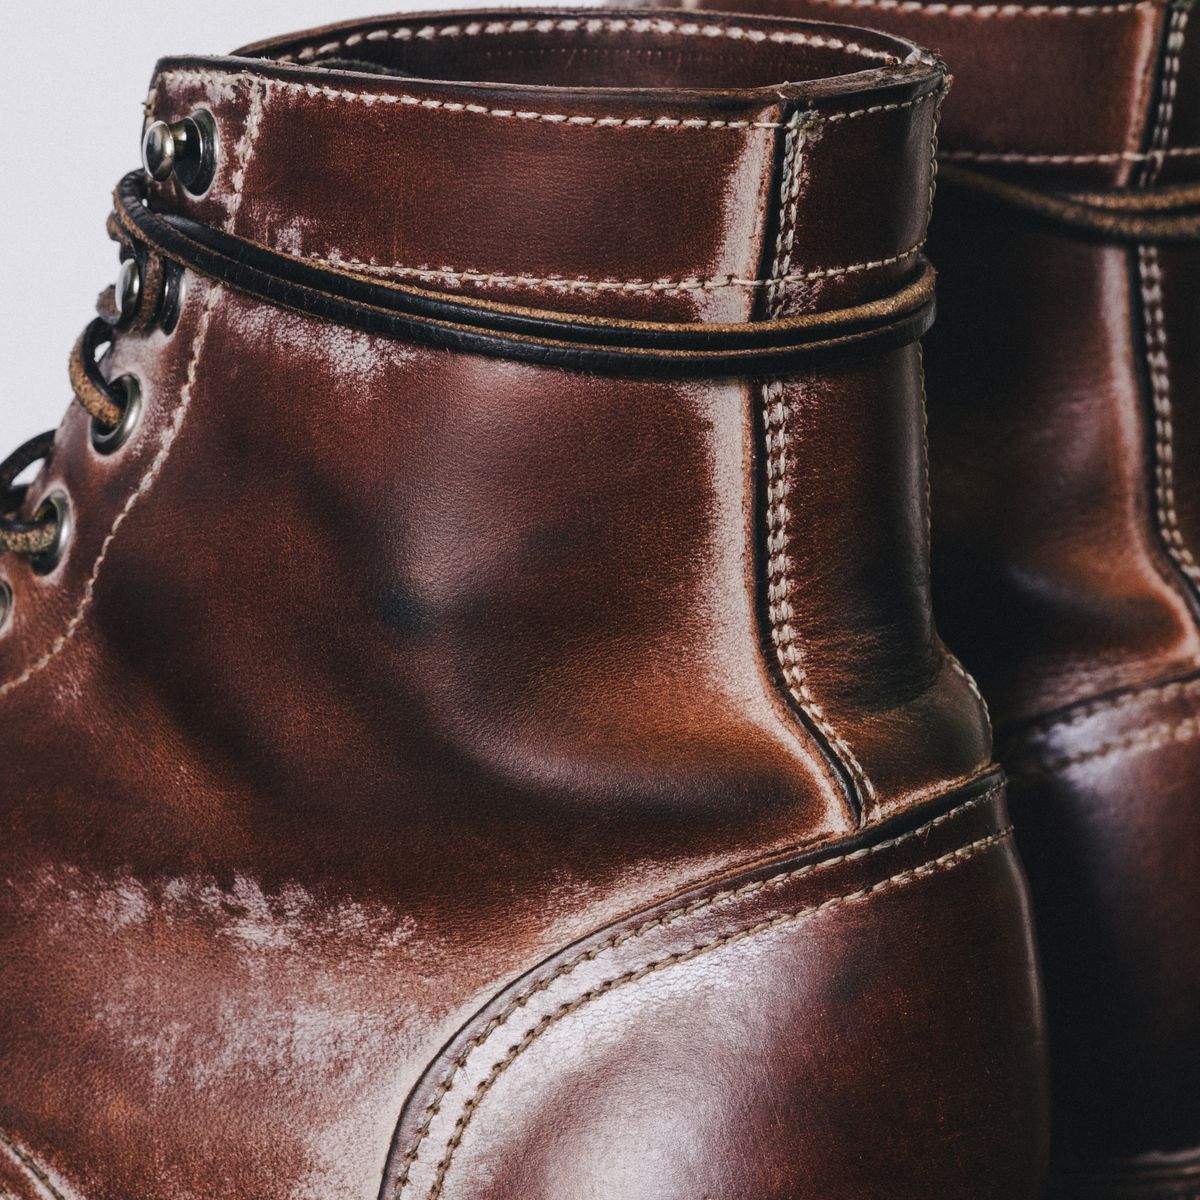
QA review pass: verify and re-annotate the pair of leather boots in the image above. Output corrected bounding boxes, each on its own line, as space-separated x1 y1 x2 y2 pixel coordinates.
0 4 1196 1199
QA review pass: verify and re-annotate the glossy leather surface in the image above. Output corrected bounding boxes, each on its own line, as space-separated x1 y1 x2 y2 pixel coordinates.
666 0 1200 1186
0 11 1046 1199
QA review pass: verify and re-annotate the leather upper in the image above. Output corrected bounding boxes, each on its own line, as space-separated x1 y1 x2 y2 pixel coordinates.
0 10 1045 1199
666 0 1200 1180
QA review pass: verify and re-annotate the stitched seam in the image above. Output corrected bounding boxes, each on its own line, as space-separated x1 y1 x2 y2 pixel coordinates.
1139 246 1200 591
767 112 810 313
275 16 905 65
419 827 1014 1200
304 242 926 294
793 0 1151 13
1018 673 1200 736
824 86 946 124
759 110 876 801
225 78 265 222
951 655 992 723
1010 715 1200 779
920 91 991 728
0 289 224 702
0 83 266 700
155 68 943 131
1139 1 1191 188
387 784 998 1192
926 82 947 226
0 1130 67 1200
763 377 877 801
941 145 1200 164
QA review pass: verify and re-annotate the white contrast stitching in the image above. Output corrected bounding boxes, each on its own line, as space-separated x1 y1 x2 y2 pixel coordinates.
1136 5 1198 598
1139 245 1200 591
226 78 265 216
941 145 1200 164
767 112 812 314
763 381 878 802
155 68 944 131
0 287 225 702
306 242 925 294
1137 1 1195 600
274 15 903 65
1019 674 1200 737
759 108 876 802
1011 716 1200 780
951 656 992 722
824 86 947 124
418 826 1014 1200
0 79 267 700
1139 1 1191 188
797 0 1150 14
388 783 999 1193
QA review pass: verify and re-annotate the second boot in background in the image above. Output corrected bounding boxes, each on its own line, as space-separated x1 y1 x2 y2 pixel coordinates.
654 0 1200 1195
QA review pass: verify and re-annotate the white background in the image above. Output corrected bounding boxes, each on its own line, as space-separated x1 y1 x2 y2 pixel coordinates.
0 2 524 453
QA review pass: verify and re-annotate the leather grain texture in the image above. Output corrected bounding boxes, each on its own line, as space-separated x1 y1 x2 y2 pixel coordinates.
0 10 1047 1199
662 0 1200 1187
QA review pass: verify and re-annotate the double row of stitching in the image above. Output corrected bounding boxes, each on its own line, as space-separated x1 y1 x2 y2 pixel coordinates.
762 377 877 805
1014 672 1200 739
271 15 905 65
154 67 944 131
385 785 997 1191
1139 4 1200 624
1009 716 1200 780
1138 0 1191 189
394 824 1013 1199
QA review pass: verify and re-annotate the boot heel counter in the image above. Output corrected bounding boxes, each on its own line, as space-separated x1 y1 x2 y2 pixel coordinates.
385 781 1049 1200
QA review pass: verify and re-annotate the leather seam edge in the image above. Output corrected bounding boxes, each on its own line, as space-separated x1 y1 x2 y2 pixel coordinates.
386 783 1001 1195
152 68 944 132
402 825 1014 1200
0 1130 68 1200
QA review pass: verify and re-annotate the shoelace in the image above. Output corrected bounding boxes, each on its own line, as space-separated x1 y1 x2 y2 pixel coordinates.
0 214 169 560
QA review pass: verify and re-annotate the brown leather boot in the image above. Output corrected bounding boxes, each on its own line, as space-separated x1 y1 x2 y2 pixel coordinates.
0 11 1047 1199
651 0 1200 1193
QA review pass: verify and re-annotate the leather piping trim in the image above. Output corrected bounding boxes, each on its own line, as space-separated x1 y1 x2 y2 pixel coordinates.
940 163 1200 241
114 174 935 378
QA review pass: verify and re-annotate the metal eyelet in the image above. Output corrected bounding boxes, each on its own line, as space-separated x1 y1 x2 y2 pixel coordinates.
29 492 72 577
0 580 12 633
158 262 186 335
142 109 218 196
116 257 142 327
91 375 143 456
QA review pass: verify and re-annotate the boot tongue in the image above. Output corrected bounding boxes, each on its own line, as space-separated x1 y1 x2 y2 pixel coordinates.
145 8 944 324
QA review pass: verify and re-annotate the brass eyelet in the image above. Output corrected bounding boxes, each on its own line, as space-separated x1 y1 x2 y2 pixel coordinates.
0 580 12 632
29 492 72 577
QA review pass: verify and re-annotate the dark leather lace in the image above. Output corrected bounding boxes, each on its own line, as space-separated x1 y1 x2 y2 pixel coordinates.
0 215 165 558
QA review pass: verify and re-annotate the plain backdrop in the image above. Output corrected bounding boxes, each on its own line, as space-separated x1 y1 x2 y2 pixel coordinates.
0 1 542 453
